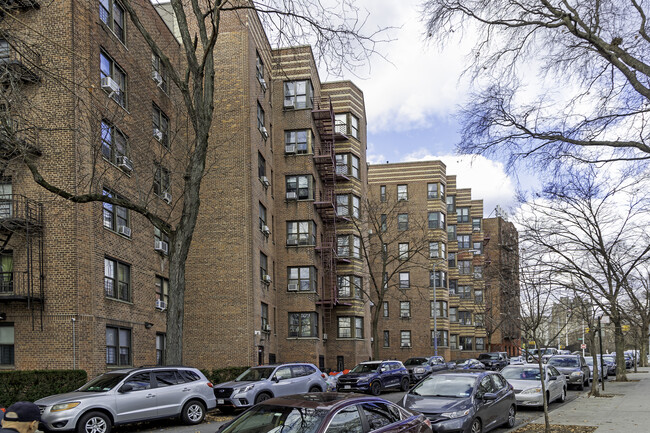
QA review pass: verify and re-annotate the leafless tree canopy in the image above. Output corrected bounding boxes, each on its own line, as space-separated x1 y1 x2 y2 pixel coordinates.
423 0 650 168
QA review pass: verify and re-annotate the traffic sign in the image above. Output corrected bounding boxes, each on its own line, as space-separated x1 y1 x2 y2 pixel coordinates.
622 325 630 332
585 327 590 333
581 343 587 349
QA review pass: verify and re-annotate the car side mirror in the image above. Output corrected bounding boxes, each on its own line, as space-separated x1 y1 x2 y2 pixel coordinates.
482 392 497 401
119 384 133 393
272 376 280 382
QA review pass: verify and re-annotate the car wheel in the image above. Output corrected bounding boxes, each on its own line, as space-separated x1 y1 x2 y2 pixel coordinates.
577 378 584 391
503 405 516 428
400 377 410 392
77 411 111 433
470 418 482 433
255 392 272 404
309 386 322 393
181 400 206 425
559 387 566 403
370 381 381 396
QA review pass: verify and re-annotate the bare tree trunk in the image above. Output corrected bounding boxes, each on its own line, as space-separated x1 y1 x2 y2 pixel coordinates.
371 304 381 360
613 322 628 381
588 332 600 396
537 355 551 433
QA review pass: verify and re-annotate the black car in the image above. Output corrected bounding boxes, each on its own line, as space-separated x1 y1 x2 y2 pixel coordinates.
337 360 411 395
451 359 485 370
478 353 509 371
217 393 433 433
400 370 516 433
404 357 451 383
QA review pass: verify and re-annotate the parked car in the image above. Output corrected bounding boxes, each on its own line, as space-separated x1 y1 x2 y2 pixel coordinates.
36 366 216 433
501 364 567 407
600 355 617 376
404 356 451 383
216 392 433 433
546 355 590 390
337 360 410 395
509 356 525 365
585 357 608 381
213 363 327 413
558 350 572 355
400 370 516 433
525 348 558 363
451 359 485 370
478 352 509 371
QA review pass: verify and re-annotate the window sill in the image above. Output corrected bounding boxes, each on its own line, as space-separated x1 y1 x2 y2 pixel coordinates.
288 290 317 294
285 152 314 156
102 156 133 177
336 338 365 341
103 226 132 240
286 337 319 340
0 364 16 370
107 365 132 370
105 297 133 305
286 244 316 248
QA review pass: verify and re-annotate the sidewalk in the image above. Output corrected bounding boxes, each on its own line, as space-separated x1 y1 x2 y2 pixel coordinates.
530 368 650 432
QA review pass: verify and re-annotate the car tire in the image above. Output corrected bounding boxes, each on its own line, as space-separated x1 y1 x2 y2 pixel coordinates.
309 386 322 393
255 392 272 404
470 418 482 433
370 381 382 396
559 387 566 403
577 378 584 391
77 411 111 433
181 400 206 425
503 405 516 428
400 377 410 392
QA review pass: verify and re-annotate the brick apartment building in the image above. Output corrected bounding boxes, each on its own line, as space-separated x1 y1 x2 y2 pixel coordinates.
0 1 516 375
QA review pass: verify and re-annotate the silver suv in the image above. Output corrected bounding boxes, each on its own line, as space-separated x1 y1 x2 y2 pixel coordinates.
213 363 327 413
35 366 216 433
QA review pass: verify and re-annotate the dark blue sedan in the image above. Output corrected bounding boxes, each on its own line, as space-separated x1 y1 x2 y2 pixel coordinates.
399 370 516 433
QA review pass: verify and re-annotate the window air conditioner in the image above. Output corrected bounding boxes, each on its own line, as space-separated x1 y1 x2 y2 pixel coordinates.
116 156 133 172
262 225 271 236
401 313 410 318
162 191 172 204
263 324 271 332
260 126 269 140
118 226 132 238
322 333 328 341
288 283 299 291
260 176 271 187
151 70 163 86
286 191 297 200
153 128 163 142
155 299 167 310
101 77 120 95
287 238 299 246
259 77 267 92
154 240 168 254
263 274 272 284
401 343 411 348
285 144 296 154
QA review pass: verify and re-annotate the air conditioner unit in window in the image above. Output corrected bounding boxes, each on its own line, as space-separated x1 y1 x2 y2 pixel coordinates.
401 343 411 348
151 70 163 86
259 77 267 92
118 226 132 238
260 176 271 187
262 225 271 236
286 191 297 200
400 313 410 318
260 126 269 140
287 283 299 291
322 333 328 341
285 144 296 154
153 128 163 142
287 238 299 246
116 155 133 172
263 324 271 332
101 77 120 95
154 240 168 254
155 299 167 310
162 191 172 204
263 274 272 284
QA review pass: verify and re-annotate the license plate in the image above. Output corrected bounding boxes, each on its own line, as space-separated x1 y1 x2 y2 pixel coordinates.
217 399 224 405
344 385 351 389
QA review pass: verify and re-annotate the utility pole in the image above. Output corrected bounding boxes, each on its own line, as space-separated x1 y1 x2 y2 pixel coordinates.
582 319 585 357
598 316 605 392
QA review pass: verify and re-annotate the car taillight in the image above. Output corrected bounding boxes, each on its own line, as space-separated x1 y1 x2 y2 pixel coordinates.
321 373 327 379
207 382 214 388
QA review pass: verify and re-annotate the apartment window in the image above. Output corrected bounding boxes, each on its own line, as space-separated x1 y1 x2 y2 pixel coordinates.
475 314 484 327
472 218 482 232
474 289 484 303
153 163 170 196
449 279 458 295
457 207 470 223
447 224 456 241
450 307 458 322
335 153 360 178
288 266 317 292
338 275 362 298
257 102 265 132
99 0 125 42
259 203 267 231
338 317 363 339
398 242 409 260
427 183 438 199
380 214 387 232
155 276 169 307
334 112 359 138
383 330 390 347
450 334 458 350
286 175 314 200
398 213 408 231
285 130 311 154
382 301 389 317
336 194 360 218
441 242 446 258
399 272 410 289
101 121 127 164
156 333 166 365
458 260 471 275
432 330 448 347
100 51 127 107
458 311 472 325
400 331 411 347
261 302 269 330
428 212 445 229
400 301 410 318
473 242 483 255
447 195 456 213
284 80 313 109
435 300 448 318
151 52 168 93
459 336 473 350
430 270 447 288
397 184 408 201
257 153 266 179
154 227 169 254
429 241 440 258
104 257 130 301
474 266 483 279
0 323 14 366
458 285 472 299
288 312 318 337
287 221 316 246
260 253 268 282
256 51 264 83
475 337 485 351
106 326 131 366
458 235 470 249
380 185 386 202
152 104 170 148
448 252 456 268
102 189 129 233
337 234 360 258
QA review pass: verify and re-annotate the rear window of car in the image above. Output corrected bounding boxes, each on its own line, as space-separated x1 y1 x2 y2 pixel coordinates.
155 371 184 386
291 365 308 377
179 369 201 382
360 402 402 430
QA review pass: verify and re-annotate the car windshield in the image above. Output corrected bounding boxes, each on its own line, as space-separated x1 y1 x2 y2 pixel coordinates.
548 357 579 367
236 367 276 382
220 405 328 433
404 358 429 366
78 373 128 392
602 356 615 362
350 363 380 373
432 358 445 365
501 367 542 381
410 375 476 398
478 354 498 360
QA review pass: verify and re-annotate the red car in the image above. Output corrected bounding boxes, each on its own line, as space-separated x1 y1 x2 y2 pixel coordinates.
217 392 432 433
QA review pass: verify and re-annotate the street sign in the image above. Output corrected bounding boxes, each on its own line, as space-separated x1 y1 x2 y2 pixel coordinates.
585 327 590 333
528 341 535 345
581 343 587 349
622 325 630 332
578 337 583 341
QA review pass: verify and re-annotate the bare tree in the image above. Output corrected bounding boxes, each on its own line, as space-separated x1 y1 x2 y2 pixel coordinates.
423 0 650 168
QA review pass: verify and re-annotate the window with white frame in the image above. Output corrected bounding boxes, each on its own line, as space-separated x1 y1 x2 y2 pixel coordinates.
152 104 170 148
100 51 127 107
338 316 363 339
474 266 483 279
397 184 408 200
337 275 362 298
336 194 360 218
398 242 409 260
99 0 125 42
104 257 130 301
399 272 410 288
459 336 473 350
156 333 166 365
383 330 390 347
475 337 485 351
382 301 389 317
285 130 311 154
101 121 128 165
335 153 360 178
288 266 317 292
334 112 359 138
400 330 411 347
429 270 447 288
447 195 456 213
428 212 445 229
155 275 168 307
0 323 14 366
473 241 483 255
338 234 360 258
448 252 456 268
380 185 386 202
284 80 313 109
106 326 131 365
398 213 408 231
288 312 318 337
286 175 314 200
429 241 440 258
400 301 410 318
472 218 482 232
102 188 129 233
151 52 168 92
287 221 316 245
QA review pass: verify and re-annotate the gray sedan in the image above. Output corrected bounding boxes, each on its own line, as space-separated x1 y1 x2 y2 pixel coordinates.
501 364 567 407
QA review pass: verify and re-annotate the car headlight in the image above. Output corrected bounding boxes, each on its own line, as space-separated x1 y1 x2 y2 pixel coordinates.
440 409 470 419
357 378 369 384
520 387 542 395
414 367 426 374
570 372 582 377
235 384 255 394
51 402 81 412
